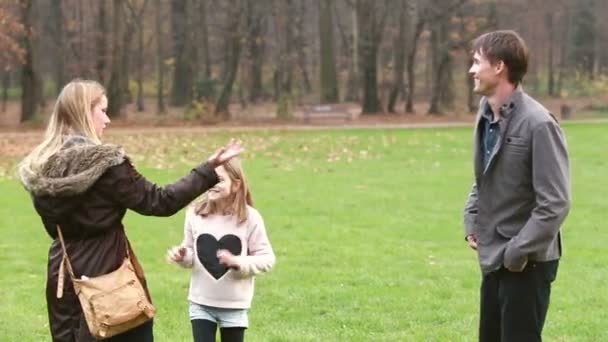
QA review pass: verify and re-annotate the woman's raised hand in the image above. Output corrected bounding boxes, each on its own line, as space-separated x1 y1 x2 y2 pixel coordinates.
208 139 243 167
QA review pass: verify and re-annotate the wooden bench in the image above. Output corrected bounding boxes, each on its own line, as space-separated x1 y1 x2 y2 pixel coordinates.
302 104 355 123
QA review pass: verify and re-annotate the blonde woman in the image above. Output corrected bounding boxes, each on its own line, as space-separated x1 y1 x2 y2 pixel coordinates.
19 79 242 342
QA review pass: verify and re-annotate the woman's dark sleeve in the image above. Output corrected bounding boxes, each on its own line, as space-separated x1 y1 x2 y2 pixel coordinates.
96 158 218 216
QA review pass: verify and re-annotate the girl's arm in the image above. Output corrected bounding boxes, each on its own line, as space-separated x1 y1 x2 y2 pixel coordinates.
234 213 276 277
169 208 196 268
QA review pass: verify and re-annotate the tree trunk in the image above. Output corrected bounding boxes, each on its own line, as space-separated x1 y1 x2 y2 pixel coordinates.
428 19 452 115
238 57 248 109
107 0 125 117
50 0 65 94
170 0 194 106
487 1 498 29
387 0 408 113
592 12 600 79
569 0 595 80
464 1 494 113
199 0 211 79
97 0 108 84
1 72 9 113
121 18 135 105
428 28 441 115
357 0 387 114
272 0 294 101
427 66 443 114
295 1 312 94
440 53 454 110
20 0 41 122
215 0 242 116
334 1 358 102
78 0 84 73
405 19 423 113
428 24 441 114
285 2 294 95
438 7 454 112
346 4 359 101
319 0 339 103
131 0 148 112
155 0 166 113
136 17 144 111
425 41 431 95
556 5 570 97
546 12 555 97
247 0 267 103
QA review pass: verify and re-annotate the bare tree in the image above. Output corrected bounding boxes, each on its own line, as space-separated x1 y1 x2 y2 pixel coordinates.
155 0 166 113
357 0 389 114
295 1 312 94
107 0 125 117
427 18 451 114
126 0 149 112
570 0 596 80
457 1 495 114
0 7 24 113
118 0 141 105
49 0 65 93
405 16 423 113
334 0 358 102
198 0 211 79
556 2 570 96
272 0 295 101
427 0 467 115
215 0 243 116
246 0 267 103
387 0 416 113
96 0 109 84
1 72 9 113
4 0 598 123
319 0 339 103
170 0 195 106
545 11 555 97
19 0 41 122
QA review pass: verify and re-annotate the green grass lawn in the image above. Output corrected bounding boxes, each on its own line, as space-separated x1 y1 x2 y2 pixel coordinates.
0 123 606 341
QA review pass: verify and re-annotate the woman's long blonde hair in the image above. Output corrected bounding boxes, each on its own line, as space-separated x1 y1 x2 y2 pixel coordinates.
196 158 253 225
20 79 105 173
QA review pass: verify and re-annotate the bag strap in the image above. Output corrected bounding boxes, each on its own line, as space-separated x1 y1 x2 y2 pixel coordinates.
125 237 152 302
55 225 152 302
56 225 76 277
56 225 76 298
56 225 132 278
125 237 143 280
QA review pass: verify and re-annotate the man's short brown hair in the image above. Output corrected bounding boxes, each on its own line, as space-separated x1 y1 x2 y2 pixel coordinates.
472 30 529 85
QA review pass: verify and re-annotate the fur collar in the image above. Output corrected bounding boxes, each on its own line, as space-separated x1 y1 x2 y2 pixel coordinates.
19 135 125 197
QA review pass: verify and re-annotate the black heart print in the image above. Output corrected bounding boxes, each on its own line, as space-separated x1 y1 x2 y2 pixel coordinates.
196 234 242 279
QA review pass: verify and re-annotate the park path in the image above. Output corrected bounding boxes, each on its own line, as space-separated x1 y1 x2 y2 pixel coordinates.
2 118 607 138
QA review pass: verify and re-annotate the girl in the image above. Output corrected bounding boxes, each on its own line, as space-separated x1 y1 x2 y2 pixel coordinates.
18 79 242 341
168 158 275 342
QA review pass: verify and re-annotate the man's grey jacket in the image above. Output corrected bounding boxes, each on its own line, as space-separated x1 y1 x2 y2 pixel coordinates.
464 89 571 274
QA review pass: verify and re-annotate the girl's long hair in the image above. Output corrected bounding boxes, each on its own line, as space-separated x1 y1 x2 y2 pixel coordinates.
195 158 253 225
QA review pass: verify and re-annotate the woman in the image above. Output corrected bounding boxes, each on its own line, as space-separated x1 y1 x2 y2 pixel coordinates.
18 79 242 341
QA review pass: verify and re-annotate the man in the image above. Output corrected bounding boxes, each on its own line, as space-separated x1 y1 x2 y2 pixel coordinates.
463 30 570 341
